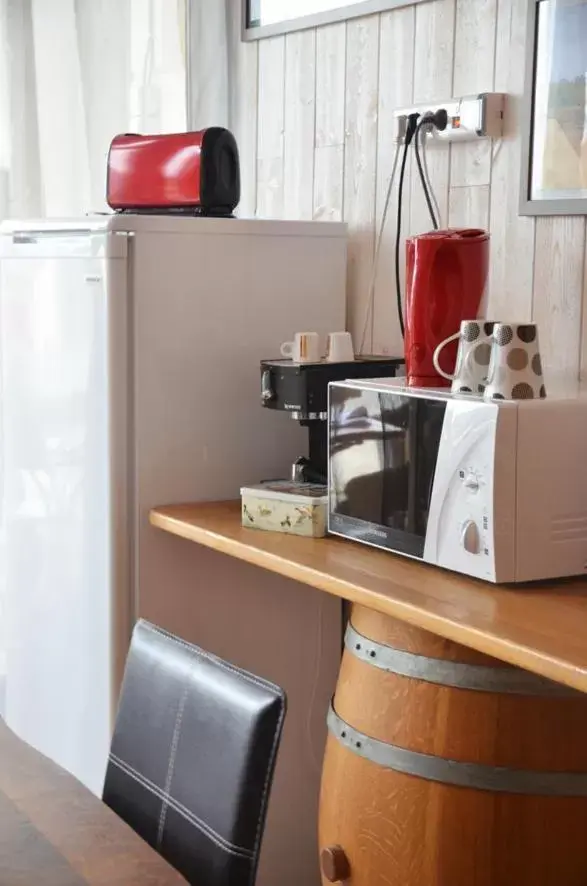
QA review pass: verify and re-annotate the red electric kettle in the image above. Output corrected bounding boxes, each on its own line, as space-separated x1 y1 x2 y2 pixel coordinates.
404 229 489 387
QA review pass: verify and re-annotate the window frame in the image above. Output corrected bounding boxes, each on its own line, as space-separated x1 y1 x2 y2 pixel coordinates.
519 0 587 216
242 0 429 41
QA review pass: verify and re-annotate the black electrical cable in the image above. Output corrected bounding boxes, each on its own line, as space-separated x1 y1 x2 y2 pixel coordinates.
394 140 409 339
414 118 439 230
395 114 418 340
395 109 448 340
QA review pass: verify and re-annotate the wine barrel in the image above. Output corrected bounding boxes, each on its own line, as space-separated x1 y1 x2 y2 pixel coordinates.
319 605 587 886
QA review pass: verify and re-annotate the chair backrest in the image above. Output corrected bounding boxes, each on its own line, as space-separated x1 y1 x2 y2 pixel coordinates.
103 620 286 886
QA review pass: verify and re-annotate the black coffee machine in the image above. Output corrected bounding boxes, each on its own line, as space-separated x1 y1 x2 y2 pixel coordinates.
260 356 404 484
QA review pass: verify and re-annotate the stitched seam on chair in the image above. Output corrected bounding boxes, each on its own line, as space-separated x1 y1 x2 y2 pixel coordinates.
109 753 253 859
143 621 283 700
156 681 189 850
111 754 252 858
249 695 286 886
142 619 284 870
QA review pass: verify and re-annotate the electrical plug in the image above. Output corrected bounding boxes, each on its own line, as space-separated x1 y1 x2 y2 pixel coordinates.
405 112 420 145
420 108 448 132
431 108 448 131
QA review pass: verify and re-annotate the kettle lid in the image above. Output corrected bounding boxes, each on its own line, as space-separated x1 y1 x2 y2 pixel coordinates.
407 227 489 244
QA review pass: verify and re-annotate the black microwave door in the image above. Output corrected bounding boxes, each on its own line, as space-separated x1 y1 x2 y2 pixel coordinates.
329 387 447 558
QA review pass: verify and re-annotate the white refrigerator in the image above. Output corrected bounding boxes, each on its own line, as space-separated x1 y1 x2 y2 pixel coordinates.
0 214 346 796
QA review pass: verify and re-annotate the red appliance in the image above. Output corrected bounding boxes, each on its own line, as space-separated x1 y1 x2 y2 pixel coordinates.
106 128 240 216
404 229 489 387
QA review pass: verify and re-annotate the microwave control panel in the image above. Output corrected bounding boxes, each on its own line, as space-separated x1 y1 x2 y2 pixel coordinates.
423 399 517 582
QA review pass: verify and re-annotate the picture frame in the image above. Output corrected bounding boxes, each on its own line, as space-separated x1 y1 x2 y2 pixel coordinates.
242 0 429 41
520 0 587 216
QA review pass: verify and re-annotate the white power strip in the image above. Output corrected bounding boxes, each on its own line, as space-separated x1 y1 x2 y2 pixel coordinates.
394 93 505 143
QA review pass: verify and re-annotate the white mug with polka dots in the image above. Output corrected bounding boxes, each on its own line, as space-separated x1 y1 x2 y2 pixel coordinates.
433 320 496 395
483 322 546 401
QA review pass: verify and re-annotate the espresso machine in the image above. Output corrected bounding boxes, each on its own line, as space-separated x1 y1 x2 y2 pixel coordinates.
260 356 404 485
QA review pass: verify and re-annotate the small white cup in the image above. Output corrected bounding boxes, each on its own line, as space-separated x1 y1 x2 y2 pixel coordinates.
484 322 546 401
280 331 320 363
326 331 355 363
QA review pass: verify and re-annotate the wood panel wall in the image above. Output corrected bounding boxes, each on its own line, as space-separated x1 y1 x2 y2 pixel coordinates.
230 0 587 379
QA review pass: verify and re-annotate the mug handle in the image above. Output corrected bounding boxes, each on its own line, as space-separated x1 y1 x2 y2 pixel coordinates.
432 331 461 381
280 341 294 358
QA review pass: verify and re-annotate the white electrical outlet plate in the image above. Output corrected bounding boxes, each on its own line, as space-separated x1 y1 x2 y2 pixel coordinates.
394 93 505 143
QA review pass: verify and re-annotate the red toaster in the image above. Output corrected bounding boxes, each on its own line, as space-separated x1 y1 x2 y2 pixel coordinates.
106 128 240 216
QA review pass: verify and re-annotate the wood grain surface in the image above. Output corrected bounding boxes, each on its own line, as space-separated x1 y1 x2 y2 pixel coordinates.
488 0 535 323
372 4 415 359
256 35 285 219
409 0 453 237
227 4 258 219
150 501 587 693
343 15 380 343
284 28 316 219
0 719 185 885
319 606 587 886
313 23 346 225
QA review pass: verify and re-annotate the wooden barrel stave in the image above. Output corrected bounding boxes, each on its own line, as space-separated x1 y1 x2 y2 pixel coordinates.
319 605 587 886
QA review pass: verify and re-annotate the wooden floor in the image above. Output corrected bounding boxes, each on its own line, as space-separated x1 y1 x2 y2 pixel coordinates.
151 501 587 693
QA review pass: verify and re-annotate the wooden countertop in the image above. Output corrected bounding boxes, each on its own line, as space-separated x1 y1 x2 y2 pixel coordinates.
150 501 587 693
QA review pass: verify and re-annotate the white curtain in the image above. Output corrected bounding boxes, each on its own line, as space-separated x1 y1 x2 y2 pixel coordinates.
187 0 229 130
0 0 187 220
188 0 255 216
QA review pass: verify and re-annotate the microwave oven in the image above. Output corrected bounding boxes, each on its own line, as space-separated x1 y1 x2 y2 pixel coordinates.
328 378 587 583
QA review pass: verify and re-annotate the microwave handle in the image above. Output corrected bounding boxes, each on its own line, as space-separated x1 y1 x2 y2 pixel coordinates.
406 400 419 535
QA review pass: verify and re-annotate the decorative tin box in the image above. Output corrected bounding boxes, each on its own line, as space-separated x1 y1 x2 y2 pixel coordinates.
241 480 328 537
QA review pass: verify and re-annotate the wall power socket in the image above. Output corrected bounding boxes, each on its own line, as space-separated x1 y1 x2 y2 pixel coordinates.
394 93 505 144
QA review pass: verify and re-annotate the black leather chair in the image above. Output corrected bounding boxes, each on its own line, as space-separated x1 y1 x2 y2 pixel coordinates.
103 619 286 886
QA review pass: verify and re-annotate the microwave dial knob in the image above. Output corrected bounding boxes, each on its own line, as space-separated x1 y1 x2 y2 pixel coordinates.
464 473 479 492
461 520 480 554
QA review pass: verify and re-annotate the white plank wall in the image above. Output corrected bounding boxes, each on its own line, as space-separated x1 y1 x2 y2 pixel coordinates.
313 23 346 222
488 0 535 321
449 0 495 231
372 6 415 358
256 36 285 218
283 30 316 218
410 0 454 235
239 0 587 377
533 217 587 376
227 11 258 218
342 16 380 343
